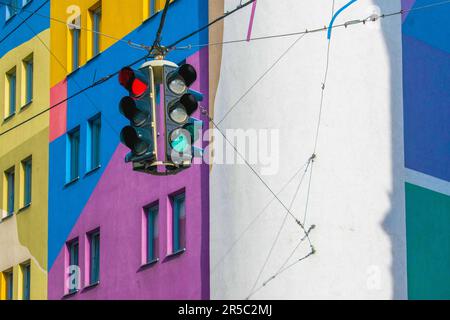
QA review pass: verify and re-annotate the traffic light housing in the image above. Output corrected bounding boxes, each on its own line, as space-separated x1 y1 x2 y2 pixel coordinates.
118 66 157 172
163 63 203 170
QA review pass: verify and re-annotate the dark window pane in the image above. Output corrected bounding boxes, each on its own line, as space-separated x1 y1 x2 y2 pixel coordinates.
172 193 186 253
90 232 100 284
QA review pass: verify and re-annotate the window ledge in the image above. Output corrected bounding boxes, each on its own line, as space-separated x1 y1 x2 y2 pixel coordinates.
62 290 79 299
64 177 80 188
68 66 81 77
1 213 14 222
22 1 33 10
143 11 160 24
138 258 159 272
82 281 100 292
84 165 101 177
5 13 16 24
86 52 102 65
3 113 16 123
18 203 31 213
21 101 32 111
165 248 186 261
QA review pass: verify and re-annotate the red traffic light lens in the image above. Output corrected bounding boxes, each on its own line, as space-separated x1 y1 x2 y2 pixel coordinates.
119 67 148 97
131 79 148 97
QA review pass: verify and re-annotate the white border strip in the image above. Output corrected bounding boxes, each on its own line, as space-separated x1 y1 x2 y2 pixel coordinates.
405 168 450 196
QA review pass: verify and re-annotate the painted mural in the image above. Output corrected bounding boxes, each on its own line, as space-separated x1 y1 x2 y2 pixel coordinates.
401 0 450 299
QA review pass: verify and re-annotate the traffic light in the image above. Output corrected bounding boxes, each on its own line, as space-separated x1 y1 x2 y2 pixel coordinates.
162 64 203 169
118 66 157 170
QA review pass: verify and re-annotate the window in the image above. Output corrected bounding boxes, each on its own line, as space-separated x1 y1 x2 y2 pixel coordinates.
22 158 32 207
146 205 159 263
149 0 156 16
72 28 80 71
67 128 80 182
6 67 16 118
89 231 100 285
22 0 32 7
4 270 13 300
172 193 186 253
23 56 33 105
21 263 30 300
5 167 15 216
88 115 101 171
5 0 19 20
91 6 101 56
67 239 79 293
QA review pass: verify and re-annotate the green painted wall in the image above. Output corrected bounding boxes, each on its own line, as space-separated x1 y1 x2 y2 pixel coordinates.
406 183 450 299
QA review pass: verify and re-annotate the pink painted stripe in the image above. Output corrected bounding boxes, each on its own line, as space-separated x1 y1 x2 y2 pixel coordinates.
49 79 68 142
246 1 258 41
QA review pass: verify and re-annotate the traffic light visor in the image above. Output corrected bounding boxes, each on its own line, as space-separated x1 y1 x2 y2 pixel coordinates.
167 64 197 95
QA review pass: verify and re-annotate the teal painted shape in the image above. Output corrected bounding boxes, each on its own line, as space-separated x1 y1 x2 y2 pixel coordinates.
406 183 450 299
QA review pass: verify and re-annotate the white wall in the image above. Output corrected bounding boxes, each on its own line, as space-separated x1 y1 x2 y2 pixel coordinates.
210 0 407 299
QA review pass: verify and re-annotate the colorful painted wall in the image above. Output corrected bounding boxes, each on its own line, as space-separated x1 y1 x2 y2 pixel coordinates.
47 0 210 300
0 0 50 300
401 0 450 299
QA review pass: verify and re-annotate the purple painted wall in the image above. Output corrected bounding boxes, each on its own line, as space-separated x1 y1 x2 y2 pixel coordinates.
48 48 210 300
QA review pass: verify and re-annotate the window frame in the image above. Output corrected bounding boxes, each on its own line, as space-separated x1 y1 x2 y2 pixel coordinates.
171 192 186 255
5 0 19 21
23 55 33 107
5 67 17 119
87 114 101 172
71 27 80 71
67 127 81 184
21 157 32 208
67 238 79 294
5 167 15 216
91 5 102 57
88 230 100 286
146 204 159 264
21 262 31 300
4 269 13 300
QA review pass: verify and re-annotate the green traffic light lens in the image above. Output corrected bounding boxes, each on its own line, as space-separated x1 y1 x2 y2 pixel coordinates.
170 129 190 153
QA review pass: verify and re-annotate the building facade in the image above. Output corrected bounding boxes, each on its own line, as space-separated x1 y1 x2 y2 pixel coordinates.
0 0 50 300
47 0 210 299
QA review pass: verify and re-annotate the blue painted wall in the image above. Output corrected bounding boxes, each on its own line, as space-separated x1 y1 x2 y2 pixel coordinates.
402 0 450 182
0 0 50 58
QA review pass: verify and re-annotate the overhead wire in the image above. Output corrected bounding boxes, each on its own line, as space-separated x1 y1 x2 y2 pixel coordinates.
174 0 450 51
246 0 337 298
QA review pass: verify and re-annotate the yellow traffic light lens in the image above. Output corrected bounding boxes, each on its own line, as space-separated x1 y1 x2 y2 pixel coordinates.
168 78 187 95
169 104 188 124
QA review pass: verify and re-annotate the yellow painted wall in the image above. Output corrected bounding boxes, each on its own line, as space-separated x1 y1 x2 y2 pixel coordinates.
0 30 50 300
50 0 174 87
